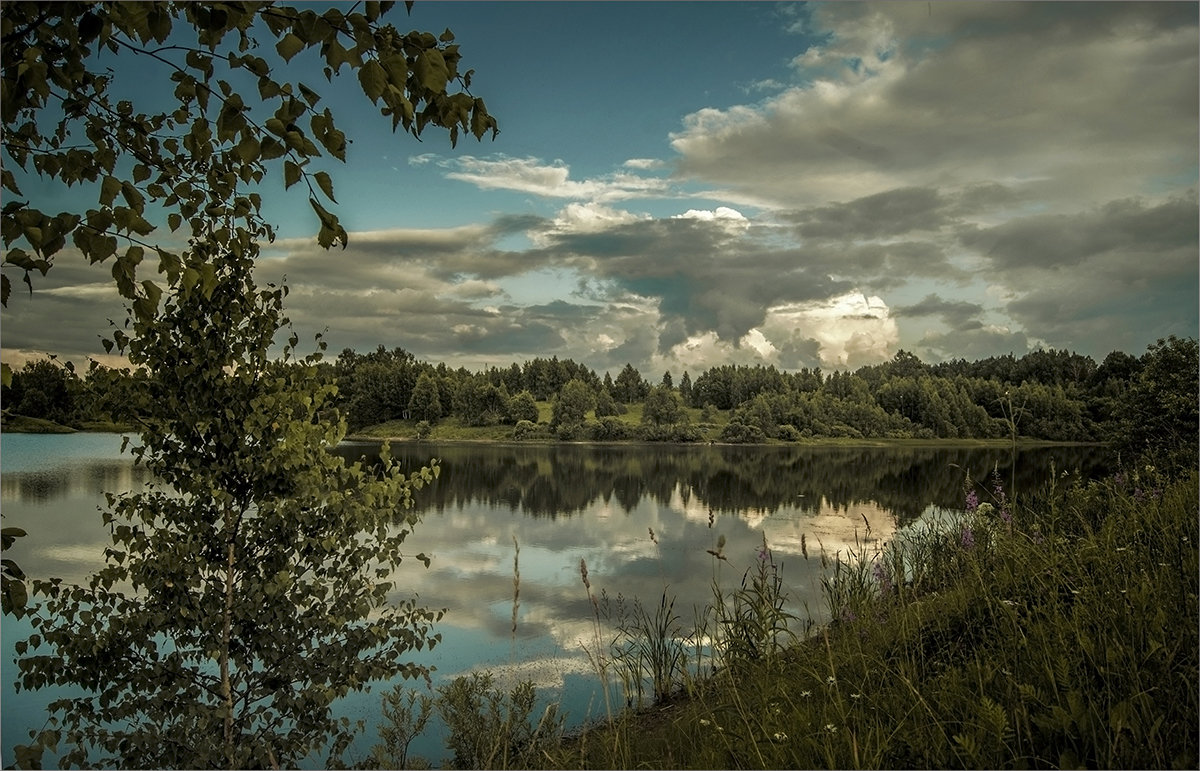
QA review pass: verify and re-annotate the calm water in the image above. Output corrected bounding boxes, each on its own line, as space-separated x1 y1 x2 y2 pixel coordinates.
0 433 1109 766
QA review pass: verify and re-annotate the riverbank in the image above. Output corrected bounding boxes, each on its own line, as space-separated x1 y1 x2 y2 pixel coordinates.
344 413 1097 448
442 465 1199 769
0 414 131 434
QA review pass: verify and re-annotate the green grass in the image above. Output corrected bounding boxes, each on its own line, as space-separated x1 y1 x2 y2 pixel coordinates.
0 414 77 433
539 464 1199 770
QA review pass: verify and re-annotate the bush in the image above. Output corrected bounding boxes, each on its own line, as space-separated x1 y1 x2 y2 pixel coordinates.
436 671 562 770
636 423 702 442
718 421 765 443
777 424 801 442
512 420 547 441
588 416 631 441
506 391 539 424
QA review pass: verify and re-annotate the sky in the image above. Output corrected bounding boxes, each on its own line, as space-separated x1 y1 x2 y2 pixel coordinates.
3 1 1198 378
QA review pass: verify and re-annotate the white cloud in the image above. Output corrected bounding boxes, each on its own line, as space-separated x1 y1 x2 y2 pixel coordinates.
423 154 670 202
670 3 1197 211
549 202 647 234
622 158 665 170
672 206 747 222
763 292 898 369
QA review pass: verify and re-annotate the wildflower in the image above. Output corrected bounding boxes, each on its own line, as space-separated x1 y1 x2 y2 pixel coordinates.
851 693 862 700
826 676 837 687
800 690 812 698
965 489 980 513
992 467 1012 524
960 526 975 550
773 731 789 742
872 560 893 596
700 719 711 727
825 724 838 734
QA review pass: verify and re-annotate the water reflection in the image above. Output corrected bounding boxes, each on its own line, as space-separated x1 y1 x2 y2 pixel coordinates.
337 442 1109 526
2 436 1109 766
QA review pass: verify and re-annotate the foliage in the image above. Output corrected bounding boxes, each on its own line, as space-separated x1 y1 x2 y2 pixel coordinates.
362 685 436 770
612 363 650 404
588 416 632 441
548 463 1199 770
453 373 509 427
505 390 539 424
593 387 621 418
550 378 595 430
0 0 497 380
601 591 690 707
710 535 800 674
718 420 765 444
1 358 79 424
1116 335 1199 468
435 670 563 769
1 0 498 646
1 526 29 616
13 253 445 768
641 384 686 427
512 418 547 441
408 371 444 423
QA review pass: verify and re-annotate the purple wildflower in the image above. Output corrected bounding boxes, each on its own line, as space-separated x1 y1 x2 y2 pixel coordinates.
965 489 980 513
992 468 1012 524
960 526 975 550
872 560 893 596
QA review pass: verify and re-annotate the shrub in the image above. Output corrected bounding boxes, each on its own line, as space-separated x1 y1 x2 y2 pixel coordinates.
588 416 631 441
512 420 546 441
718 421 765 443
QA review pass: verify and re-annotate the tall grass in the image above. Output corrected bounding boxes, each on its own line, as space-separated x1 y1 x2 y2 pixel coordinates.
548 464 1198 769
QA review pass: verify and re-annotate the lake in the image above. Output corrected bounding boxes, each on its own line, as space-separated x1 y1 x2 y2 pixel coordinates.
0 433 1109 766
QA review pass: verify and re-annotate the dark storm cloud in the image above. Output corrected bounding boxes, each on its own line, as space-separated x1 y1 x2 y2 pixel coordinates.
532 217 850 348
894 294 985 330
787 187 950 240
959 194 1199 272
1 254 128 362
915 326 1034 363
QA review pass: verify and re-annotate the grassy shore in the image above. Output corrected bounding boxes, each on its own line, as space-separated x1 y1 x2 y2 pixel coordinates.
539 465 1199 769
367 462 1197 769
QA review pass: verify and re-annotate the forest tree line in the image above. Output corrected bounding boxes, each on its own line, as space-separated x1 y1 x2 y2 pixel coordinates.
5 336 1196 459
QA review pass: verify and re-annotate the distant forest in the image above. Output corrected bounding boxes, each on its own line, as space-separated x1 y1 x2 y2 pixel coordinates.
4 336 1196 461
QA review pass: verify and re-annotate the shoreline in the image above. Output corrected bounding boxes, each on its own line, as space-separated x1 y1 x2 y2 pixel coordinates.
1 418 1100 450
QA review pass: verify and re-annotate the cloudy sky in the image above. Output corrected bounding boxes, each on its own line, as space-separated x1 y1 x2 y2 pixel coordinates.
3 1 1198 376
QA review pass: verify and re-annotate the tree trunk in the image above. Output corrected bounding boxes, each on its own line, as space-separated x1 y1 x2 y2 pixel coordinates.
220 510 236 767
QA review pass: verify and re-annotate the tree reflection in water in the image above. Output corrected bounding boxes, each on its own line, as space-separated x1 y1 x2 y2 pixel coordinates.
335 442 1110 527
